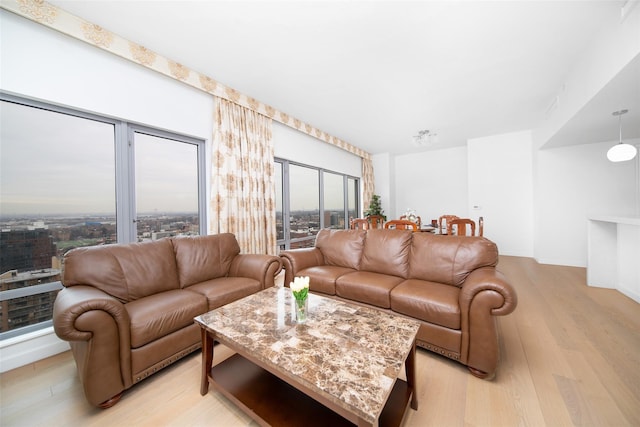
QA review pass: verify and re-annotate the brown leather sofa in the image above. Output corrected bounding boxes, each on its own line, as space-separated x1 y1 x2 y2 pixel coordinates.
53 233 282 408
280 228 517 379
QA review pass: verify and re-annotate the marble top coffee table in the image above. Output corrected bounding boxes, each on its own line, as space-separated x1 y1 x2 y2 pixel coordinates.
195 286 420 427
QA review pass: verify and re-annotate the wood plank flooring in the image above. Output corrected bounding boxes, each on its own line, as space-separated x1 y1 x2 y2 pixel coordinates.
1 256 639 426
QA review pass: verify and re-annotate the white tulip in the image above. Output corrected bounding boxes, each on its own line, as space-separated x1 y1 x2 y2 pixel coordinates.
290 276 310 292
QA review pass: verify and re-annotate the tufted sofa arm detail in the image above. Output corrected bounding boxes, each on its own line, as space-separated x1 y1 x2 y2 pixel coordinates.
228 254 283 289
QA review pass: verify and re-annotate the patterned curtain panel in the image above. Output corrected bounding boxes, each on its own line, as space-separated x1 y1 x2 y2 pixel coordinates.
362 157 375 215
210 97 277 255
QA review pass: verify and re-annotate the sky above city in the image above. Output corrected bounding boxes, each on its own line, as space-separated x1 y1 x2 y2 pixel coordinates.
1 100 197 216
1 100 349 217
287 164 350 212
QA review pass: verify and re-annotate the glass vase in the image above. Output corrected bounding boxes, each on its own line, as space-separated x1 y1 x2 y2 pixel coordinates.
294 297 308 324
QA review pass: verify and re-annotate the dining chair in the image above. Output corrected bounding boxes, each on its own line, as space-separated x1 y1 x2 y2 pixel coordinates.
350 218 370 230
384 219 419 231
399 215 422 227
368 215 385 229
478 216 484 237
447 218 476 236
438 215 459 233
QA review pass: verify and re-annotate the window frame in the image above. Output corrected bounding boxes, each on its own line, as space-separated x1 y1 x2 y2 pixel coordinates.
0 92 206 340
127 124 207 241
275 157 360 250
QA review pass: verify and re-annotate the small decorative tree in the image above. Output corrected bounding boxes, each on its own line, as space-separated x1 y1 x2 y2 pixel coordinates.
364 194 386 220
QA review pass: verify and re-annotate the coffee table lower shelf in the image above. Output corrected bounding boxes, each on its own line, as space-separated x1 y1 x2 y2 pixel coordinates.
208 353 414 427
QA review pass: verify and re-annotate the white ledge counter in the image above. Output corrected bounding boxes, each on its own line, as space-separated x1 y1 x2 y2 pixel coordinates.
587 216 640 303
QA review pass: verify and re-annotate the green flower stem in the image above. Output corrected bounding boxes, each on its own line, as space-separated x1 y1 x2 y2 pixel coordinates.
292 287 308 302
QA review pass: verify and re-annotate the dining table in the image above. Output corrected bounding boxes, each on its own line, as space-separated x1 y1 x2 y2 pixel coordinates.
419 225 435 233
418 225 448 234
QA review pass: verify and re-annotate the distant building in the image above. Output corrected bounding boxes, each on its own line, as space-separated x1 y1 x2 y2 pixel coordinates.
324 211 345 228
27 221 47 230
0 229 56 273
151 231 177 240
0 268 61 332
0 229 59 333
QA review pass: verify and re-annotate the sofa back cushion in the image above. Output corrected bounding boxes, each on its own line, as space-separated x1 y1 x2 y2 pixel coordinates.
360 229 412 278
315 229 365 270
63 238 180 303
172 233 240 287
409 233 498 286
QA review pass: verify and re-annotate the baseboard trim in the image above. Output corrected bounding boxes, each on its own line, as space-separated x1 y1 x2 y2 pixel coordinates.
534 257 586 268
0 327 69 373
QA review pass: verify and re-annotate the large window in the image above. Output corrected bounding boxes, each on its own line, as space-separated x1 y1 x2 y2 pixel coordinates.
347 177 358 222
0 94 205 339
323 172 345 230
133 128 202 240
289 164 320 247
275 161 284 241
275 158 359 250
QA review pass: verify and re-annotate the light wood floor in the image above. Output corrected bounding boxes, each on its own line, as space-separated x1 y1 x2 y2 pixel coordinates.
2 256 639 426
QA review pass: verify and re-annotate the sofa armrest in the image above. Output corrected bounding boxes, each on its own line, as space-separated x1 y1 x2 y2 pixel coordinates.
228 254 283 289
53 285 131 342
458 267 517 378
459 267 517 316
53 285 133 406
279 248 325 285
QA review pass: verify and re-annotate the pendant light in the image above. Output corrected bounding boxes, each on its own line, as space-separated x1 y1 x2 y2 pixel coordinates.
607 109 637 162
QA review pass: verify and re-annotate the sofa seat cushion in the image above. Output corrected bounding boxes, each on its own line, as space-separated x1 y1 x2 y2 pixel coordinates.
390 279 460 330
186 277 262 310
126 289 207 349
297 266 356 295
336 271 405 309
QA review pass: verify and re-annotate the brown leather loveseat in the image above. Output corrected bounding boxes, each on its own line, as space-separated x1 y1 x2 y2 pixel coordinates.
280 228 517 379
53 233 282 408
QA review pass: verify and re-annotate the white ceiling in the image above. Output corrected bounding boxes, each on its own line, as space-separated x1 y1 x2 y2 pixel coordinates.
48 0 638 155
544 52 640 148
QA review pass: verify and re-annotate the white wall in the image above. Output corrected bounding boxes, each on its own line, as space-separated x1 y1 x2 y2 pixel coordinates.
387 132 535 259
371 152 394 218
378 132 638 267
534 139 639 266
468 131 534 257
393 147 468 224
0 10 214 140
273 123 361 177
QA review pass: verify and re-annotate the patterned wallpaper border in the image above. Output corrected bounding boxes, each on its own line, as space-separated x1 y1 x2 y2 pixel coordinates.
2 0 371 160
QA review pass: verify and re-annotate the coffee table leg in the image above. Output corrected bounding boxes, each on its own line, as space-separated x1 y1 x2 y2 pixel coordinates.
405 340 418 410
200 327 214 396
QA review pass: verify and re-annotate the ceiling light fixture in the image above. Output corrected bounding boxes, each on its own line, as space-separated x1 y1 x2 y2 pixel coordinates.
607 109 637 162
412 129 438 147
